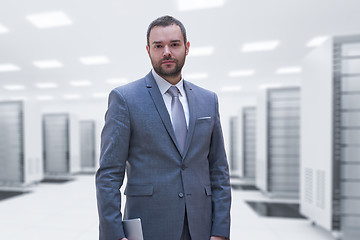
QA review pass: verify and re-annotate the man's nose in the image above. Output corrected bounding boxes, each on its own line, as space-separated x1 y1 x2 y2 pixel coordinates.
163 45 171 57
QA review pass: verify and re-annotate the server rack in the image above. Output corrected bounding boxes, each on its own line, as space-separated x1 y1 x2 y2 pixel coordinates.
337 38 360 240
301 35 360 240
43 113 80 178
80 120 96 172
256 87 301 198
229 116 239 174
239 107 257 183
0 100 43 186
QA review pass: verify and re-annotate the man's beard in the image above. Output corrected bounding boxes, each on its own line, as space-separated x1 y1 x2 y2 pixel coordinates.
152 56 185 78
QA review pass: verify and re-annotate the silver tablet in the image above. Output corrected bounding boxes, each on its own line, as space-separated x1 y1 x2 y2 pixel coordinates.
122 218 144 240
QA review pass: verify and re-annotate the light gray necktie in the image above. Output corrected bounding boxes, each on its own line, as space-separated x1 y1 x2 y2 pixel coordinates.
167 86 187 153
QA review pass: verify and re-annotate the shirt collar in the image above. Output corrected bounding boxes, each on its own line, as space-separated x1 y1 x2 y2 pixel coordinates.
151 69 185 96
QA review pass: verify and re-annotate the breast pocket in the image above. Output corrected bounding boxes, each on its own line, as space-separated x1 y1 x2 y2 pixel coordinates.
194 117 214 142
195 117 214 126
124 184 154 197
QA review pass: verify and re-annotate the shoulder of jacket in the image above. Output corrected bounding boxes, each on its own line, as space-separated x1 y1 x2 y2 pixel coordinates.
185 81 217 99
112 77 146 95
186 81 214 93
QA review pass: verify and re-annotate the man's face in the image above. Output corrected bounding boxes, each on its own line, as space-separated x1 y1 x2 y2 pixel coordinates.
146 24 189 80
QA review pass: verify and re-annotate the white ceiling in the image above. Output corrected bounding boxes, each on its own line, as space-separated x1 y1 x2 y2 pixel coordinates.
0 0 359 102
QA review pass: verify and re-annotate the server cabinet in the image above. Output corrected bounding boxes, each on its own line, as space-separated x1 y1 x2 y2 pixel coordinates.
229 116 239 173
256 87 301 198
301 35 360 240
0 101 43 186
43 113 80 178
237 107 257 183
243 107 257 181
80 120 96 171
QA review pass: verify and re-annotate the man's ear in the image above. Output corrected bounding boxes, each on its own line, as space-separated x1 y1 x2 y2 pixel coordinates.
185 41 190 56
146 45 150 56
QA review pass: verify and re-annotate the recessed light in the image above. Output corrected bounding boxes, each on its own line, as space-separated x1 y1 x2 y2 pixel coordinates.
0 64 20 72
64 94 81 100
228 70 255 77
184 72 208 80
276 67 302 74
26 11 72 28
178 0 225 11
35 82 58 89
258 83 283 89
306 36 328 47
37 95 54 101
106 78 129 85
69 80 92 86
188 46 214 57
241 41 279 52
221 86 242 92
33 60 63 69
79 56 110 65
0 24 9 33
3 84 26 91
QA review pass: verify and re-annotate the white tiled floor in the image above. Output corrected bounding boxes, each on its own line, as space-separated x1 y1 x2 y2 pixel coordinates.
0 175 335 240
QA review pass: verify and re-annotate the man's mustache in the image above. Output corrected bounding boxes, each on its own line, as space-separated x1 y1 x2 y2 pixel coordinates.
160 58 177 64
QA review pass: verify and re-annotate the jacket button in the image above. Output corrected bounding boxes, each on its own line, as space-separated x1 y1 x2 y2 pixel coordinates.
181 164 186 170
178 192 184 198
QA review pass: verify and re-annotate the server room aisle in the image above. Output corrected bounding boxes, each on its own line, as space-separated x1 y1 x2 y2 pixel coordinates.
0 175 335 240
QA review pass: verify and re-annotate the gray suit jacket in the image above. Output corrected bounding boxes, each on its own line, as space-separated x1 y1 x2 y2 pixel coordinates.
96 72 231 240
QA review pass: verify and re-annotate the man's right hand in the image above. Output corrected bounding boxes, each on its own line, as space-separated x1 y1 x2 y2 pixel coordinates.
120 238 128 240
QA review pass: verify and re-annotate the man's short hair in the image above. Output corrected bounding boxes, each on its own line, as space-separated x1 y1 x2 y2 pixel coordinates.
147 15 187 47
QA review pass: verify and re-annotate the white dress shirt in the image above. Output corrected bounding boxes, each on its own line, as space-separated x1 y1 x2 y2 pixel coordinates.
151 69 189 128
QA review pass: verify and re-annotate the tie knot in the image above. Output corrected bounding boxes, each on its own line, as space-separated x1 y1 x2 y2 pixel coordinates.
167 86 180 98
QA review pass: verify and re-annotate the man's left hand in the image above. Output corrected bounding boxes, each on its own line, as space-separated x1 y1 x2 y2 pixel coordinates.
210 236 226 240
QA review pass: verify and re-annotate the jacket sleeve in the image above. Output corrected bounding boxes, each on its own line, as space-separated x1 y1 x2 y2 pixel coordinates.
209 93 232 239
95 88 130 240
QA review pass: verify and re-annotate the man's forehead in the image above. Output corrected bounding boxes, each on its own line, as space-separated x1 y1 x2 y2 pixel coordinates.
149 24 182 39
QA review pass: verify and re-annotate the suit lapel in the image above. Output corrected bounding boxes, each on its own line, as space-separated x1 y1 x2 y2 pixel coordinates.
145 72 182 154
182 81 196 159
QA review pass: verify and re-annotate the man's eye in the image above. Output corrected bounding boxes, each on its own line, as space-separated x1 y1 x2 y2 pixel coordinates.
171 43 179 47
155 45 162 48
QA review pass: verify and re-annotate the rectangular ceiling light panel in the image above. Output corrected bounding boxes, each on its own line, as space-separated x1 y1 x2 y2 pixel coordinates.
37 95 54 101
0 24 9 33
26 11 72 28
64 94 81 100
221 85 242 92
276 66 302 74
0 64 20 72
178 0 225 11
33 60 63 69
228 69 255 77
188 46 214 57
4 84 26 90
241 41 279 52
69 80 92 86
307 36 329 47
35 82 58 88
106 78 129 85
79 56 110 65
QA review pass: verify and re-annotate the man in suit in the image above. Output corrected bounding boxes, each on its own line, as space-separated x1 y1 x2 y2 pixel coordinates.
96 15 231 240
